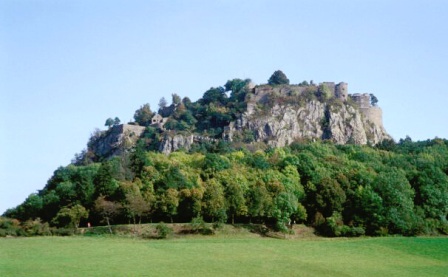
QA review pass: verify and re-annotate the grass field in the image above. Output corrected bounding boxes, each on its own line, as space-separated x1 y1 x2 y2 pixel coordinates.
1 233 447 276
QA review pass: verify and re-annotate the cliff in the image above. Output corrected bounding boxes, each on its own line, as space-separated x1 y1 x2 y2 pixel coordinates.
223 84 390 147
90 124 146 158
227 100 388 147
89 81 391 158
159 133 194 155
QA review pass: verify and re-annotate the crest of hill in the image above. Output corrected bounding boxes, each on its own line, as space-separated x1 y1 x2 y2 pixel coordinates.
87 77 390 159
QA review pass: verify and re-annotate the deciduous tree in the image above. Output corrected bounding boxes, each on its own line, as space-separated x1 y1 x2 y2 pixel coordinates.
125 192 151 226
105 118 114 128
158 97 168 110
133 103 153 126
52 204 89 230
94 196 122 234
202 179 226 222
158 188 179 223
172 93 181 105
268 70 289 85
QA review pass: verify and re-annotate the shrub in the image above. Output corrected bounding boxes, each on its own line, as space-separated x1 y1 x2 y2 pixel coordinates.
0 217 27 237
212 221 224 230
155 222 172 239
249 224 269 236
52 228 75 236
437 220 448 235
342 226 365 237
83 226 115 236
22 219 52 236
190 217 214 235
317 212 365 237
190 216 205 233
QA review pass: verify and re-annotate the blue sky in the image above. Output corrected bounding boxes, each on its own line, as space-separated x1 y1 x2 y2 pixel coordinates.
1 0 447 214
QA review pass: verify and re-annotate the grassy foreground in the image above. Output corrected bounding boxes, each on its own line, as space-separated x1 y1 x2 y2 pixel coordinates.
1 234 447 276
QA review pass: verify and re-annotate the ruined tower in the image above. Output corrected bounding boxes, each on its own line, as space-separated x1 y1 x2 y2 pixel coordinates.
335 82 348 101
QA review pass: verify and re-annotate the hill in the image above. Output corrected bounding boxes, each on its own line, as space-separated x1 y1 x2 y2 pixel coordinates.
2 71 447 237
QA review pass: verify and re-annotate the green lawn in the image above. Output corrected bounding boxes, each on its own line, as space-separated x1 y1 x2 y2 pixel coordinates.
1 236 447 276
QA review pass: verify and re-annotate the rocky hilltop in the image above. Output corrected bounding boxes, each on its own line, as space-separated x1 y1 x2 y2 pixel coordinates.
225 83 389 148
89 124 146 158
88 78 391 158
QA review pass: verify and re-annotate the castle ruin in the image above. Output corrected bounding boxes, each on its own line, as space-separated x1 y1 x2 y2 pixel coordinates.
322 82 348 101
248 81 383 129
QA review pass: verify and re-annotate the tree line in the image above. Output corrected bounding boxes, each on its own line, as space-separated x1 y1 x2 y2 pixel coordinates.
4 138 448 236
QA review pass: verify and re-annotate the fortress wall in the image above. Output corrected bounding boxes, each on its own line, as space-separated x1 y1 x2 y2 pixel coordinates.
122 124 146 137
361 107 383 127
322 82 336 95
252 82 357 105
351 93 370 109
252 85 307 104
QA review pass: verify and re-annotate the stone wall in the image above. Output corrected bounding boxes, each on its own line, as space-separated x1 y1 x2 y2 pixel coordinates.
120 124 146 137
251 82 349 103
322 82 336 95
251 85 307 103
361 106 383 127
351 93 370 109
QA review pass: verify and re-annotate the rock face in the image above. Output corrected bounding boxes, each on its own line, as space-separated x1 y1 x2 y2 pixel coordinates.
226 85 390 147
90 124 146 157
159 134 194 155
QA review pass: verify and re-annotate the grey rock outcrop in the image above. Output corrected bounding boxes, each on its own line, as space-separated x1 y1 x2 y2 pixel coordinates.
159 134 194 155
226 84 390 147
90 124 146 157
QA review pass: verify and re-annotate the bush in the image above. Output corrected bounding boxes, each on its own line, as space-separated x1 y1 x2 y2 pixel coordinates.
190 217 205 233
83 226 114 236
52 228 75 236
249 224 269 236
437 221 448 235
190 217 214 235
155 222 172 239
22 219 52 236
0 217 27 237
342 226 365 237
212 221 224 230
316 212 364 237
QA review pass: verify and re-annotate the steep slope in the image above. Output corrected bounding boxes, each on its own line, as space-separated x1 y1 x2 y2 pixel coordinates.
90 81 391 157
226 95 390 147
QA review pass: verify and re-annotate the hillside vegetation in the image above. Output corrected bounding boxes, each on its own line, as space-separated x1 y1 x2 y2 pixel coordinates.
2 71 448 237
4 136 448 237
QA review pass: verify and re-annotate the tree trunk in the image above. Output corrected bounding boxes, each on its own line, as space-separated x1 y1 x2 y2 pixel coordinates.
232 214 235 225
106 217 112 234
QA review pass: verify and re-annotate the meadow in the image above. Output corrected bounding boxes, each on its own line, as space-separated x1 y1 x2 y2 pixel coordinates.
1 234 447 277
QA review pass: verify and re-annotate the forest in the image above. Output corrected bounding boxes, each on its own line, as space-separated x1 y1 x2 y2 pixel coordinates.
3 137 448 237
